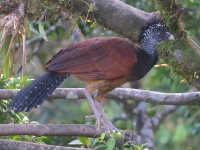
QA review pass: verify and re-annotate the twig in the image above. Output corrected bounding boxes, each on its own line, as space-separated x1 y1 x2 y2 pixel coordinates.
1 88 200 105
37 10 47 24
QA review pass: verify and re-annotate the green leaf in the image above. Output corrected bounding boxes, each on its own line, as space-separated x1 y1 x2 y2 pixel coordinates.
0 31 3 51
133 145 141 150
93 138 100 147
155 125 171 145
139 144 145 149
93 144 107 150
38 23 48 41
89 4 93 11
107 138 115 150
172 123 187 144
77 136 90 146
90 22 97 28
113 131 124 139
139 143 148 149
26 22 32 38
101 133 106 140
2 35 12 78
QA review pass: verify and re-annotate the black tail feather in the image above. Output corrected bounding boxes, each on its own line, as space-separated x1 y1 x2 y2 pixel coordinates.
7 72 69 112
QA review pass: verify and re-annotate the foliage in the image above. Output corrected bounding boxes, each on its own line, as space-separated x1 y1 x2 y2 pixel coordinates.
0 0 200 149
70 131 149 150
0 74 44 143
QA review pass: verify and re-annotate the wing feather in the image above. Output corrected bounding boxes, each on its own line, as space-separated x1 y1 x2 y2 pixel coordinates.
46 37 138 80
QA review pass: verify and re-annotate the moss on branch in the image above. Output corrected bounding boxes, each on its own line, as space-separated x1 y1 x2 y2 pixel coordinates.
154 0 200 89
0 0 70 21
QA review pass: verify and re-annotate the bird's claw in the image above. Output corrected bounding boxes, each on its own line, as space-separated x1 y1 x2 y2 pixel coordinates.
85 114 101 129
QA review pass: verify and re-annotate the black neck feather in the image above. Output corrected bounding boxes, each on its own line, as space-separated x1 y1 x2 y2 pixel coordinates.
132 47 158 80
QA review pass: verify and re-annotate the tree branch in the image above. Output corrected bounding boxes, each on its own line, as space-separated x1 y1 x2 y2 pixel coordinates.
61 0 160 41
134 102 154 149
0 124 104 136
0 139 87 150
1 88 200 105
0 124 138 145
153 0 200 89
151 105 178 129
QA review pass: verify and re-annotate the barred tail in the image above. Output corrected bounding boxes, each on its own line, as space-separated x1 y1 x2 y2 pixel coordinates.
7 72 69 112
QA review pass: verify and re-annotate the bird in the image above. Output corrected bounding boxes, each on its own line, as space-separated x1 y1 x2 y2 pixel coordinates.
7 20 174 130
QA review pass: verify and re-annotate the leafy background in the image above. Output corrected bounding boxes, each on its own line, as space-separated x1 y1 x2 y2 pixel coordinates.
0 0 200 149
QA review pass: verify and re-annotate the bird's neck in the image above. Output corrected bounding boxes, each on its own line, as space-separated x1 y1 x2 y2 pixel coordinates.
141 35 158 55
131 46 158 80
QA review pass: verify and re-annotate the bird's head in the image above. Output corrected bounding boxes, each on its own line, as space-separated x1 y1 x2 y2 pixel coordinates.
139 20 174 54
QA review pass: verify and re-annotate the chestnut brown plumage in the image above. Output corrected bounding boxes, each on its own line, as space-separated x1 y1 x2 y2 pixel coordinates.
8 20 174 130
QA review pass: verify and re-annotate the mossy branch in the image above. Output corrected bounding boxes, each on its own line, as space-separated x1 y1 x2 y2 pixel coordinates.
154 0 200 89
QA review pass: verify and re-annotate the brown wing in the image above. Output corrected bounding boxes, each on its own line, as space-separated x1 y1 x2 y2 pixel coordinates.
46 37 138 80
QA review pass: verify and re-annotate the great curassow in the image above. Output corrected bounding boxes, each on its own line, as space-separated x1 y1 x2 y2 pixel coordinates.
7 20 174 130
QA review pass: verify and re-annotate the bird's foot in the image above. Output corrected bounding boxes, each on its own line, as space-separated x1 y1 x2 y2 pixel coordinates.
85 114 120 131
85 114 100 129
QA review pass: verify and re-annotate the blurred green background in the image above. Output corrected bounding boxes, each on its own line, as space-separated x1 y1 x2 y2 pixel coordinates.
0 0 200 149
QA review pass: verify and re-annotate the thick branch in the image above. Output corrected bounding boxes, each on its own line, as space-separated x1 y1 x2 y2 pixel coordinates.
0 139 86 150
153 0 200 89
1 88 200 105
63 0 160 41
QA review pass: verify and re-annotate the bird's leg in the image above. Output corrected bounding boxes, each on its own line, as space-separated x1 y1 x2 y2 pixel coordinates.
84 81 121 130
84 89 101 129
94 101 120 131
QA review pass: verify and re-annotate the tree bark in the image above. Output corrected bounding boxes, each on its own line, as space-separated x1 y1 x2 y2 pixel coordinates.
62 0 160 41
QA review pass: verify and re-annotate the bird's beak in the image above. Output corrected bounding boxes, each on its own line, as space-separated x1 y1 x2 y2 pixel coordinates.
166 32 174 40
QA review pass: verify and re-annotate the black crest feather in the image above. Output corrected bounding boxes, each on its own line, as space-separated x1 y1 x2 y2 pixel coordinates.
138 20 167 43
